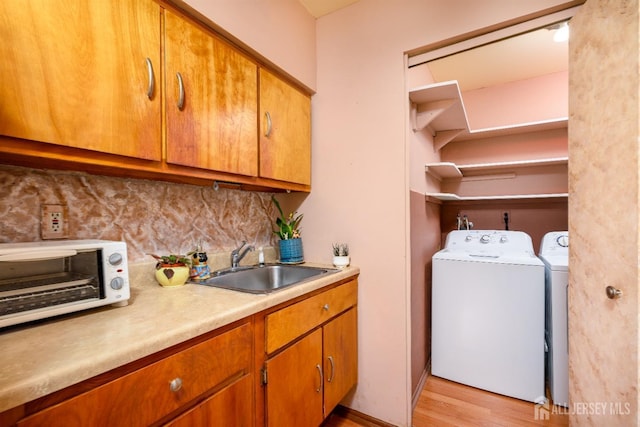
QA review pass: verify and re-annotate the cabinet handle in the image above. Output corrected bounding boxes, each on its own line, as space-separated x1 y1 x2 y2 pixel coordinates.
322 304 330 311
145 58 155 100
169 377 183 392
264 111 272 137
327 356 335 383
315 364 323 393
176 72 185 111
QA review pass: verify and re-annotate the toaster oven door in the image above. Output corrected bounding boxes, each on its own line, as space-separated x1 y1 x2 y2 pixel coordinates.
0 249 103 319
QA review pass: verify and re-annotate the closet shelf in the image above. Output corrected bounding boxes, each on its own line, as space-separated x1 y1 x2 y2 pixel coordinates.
425 157 568 180
409 81 469 150
409 80 567 150
426 192 569 202
454 117 568 141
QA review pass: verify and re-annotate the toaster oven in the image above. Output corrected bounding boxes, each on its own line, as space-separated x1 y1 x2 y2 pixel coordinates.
0 240 130 328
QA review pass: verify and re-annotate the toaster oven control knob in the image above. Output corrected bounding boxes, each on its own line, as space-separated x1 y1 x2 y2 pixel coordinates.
108 252 124 266
110 277 125 290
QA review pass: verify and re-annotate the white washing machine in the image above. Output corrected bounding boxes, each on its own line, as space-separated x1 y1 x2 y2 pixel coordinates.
539 231 569 407
432 230 545 403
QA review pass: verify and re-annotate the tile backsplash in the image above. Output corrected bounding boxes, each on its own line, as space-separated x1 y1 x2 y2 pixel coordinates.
0 165 277 262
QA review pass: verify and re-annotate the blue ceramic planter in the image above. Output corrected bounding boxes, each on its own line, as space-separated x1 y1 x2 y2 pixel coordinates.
279 238 304 263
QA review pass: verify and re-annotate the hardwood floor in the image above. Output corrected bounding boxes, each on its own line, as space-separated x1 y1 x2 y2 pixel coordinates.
324 375 569 427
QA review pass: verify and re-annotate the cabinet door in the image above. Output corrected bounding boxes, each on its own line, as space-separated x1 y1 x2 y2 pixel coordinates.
323 307 358 416
165 374 253 427
259 68 311 185
265 329 323 427
0 0 161 160
164 10 258 176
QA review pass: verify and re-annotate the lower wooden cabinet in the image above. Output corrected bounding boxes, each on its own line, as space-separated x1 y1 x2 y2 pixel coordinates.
266 329 325 427
16 321 253 427
263 280 358 427
4 277 358 427
323 308 358 415
165 374 253 427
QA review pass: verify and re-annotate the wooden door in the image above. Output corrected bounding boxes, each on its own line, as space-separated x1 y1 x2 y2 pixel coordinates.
165 374 253 427
259 68 311 185
265 329 323 427
323 308 358 416
568 1 638 425
0 0 161 160
164 10 258 176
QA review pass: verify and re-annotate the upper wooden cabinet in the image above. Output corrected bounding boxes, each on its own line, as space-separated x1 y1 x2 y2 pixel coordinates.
259 69 311 186
164 10 258 177
0 0 313 191
0 0 162 161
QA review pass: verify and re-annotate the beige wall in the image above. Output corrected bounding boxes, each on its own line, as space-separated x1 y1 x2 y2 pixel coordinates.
463 71 568 129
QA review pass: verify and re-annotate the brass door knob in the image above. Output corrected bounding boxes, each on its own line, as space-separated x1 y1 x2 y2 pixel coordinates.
606 286 622 299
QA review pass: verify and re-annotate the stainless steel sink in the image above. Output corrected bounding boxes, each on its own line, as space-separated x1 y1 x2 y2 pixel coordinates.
192 264 339 294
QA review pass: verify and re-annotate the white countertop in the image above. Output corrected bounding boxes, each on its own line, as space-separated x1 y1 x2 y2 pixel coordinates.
0 261 359 413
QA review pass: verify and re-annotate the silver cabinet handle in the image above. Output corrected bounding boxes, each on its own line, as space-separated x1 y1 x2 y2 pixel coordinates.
327 356 335 383
606 286 622 299
169 377 183 392
322 304 330 311
176 72 185 111
145 58 155 99
315 364 323 393
264 111 272 137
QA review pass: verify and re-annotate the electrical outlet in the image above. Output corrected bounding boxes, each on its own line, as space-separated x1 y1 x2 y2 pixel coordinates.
41 204 67 239
502 211 511 230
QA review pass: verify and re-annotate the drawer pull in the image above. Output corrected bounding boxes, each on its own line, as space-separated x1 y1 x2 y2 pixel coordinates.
323 304 330 311
327 356 335 383
315 364 323 393
169 377 183 393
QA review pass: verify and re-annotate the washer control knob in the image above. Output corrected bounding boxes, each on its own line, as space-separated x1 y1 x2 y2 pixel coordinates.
110 277 125 290
108 252 123 266
480 235 491 244
465 235 473 242
500 236 508 243
556 235 569 247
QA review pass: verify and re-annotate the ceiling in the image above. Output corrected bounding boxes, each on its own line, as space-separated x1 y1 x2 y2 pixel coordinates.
298 0 359 18
424 24 569 92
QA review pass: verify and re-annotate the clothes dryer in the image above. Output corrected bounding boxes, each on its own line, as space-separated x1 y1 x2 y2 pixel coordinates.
432 230 545 403
539 231 569 407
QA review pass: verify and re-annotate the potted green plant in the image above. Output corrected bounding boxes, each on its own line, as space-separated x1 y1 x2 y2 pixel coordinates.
272 196 304 263
150 253 192 287
332 243 350 268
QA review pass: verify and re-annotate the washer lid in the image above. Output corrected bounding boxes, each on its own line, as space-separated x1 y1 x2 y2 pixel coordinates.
434 249 544 267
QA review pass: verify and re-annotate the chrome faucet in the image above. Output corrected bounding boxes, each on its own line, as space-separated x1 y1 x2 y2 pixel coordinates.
231 241 254 268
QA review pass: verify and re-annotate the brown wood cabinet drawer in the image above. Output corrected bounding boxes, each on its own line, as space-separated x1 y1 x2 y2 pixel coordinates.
17 321 252 427
266 279 357 354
